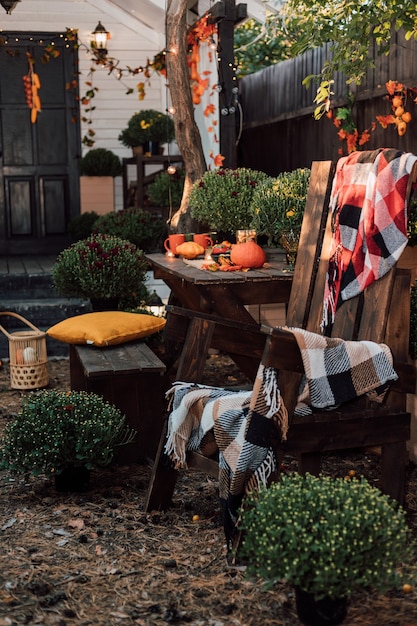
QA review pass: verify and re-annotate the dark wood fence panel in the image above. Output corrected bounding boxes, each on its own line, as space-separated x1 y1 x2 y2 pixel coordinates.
238 33 417 174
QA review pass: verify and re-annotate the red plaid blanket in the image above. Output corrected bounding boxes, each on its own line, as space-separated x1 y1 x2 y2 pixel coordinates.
322 148 417 333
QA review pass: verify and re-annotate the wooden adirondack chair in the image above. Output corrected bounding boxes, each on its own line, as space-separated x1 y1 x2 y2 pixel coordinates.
145 156 417 512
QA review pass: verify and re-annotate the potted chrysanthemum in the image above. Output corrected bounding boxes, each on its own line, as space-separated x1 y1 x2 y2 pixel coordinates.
118 109 175 155
239 473 414 626
189 167 270 237
51 233 149 310
250 168 311 247
0 390 136 492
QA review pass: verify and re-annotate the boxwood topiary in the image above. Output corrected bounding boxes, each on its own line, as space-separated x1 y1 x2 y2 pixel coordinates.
80 148 122 177
67 211 100 241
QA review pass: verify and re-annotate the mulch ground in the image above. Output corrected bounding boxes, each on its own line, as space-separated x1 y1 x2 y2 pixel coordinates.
1 356 417 625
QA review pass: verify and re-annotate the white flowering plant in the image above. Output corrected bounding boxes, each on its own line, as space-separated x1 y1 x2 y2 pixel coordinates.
189 167 270 232
239 473 414 601
0 390 136 477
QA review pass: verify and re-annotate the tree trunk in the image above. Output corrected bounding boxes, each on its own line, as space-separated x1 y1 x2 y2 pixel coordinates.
166 0 207 233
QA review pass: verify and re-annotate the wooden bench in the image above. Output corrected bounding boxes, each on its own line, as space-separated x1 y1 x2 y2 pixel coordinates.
69 341 166 464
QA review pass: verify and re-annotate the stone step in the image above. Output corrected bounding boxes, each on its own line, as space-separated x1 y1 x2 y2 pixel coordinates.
0 269 58 300
0 277 57 299
0 299 90 359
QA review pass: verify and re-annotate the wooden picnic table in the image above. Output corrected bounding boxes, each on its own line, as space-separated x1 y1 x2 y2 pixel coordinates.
145 251 293 325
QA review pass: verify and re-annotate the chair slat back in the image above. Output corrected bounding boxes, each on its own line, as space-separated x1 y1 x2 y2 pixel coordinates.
285 161 335 329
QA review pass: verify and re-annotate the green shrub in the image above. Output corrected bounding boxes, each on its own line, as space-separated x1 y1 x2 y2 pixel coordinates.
94 208 166 253
118 110 175 147
240 473 414 601
148 168 185 208
0 390 135 477
68 211 100 241
250 168 311 246
79 148 122 177
408 197 417 246
52 233 148 308
189 168 270 231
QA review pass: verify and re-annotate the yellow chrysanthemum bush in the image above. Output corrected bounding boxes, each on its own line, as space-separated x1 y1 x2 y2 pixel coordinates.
250 168 311 246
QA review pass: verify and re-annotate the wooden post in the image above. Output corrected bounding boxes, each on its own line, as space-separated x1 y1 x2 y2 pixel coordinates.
216 0 247 168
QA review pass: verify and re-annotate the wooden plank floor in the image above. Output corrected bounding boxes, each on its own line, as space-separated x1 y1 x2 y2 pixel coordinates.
0 256 57 276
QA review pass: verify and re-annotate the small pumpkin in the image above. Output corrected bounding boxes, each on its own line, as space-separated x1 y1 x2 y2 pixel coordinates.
175 241 205 259
230 241 266 269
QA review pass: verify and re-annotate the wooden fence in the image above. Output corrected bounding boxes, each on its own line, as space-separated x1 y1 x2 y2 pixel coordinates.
237 32 417 174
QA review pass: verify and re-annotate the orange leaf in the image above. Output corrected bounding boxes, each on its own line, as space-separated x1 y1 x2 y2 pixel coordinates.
376 114 395 129
211 153 225 167
358 131 371 146
204 103 216 117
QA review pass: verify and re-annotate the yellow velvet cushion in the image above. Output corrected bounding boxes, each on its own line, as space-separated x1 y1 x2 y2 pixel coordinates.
47 311 166 346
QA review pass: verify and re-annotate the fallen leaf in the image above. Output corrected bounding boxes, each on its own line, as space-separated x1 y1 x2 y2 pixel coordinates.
68 518 84 530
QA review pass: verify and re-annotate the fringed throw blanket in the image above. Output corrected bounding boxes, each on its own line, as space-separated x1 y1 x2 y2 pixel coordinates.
322 148 417 333
164 364 288 544
165 332 398 542
287 327 398 414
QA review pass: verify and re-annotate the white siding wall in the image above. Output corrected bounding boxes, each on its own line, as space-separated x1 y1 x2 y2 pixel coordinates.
1 0 167 209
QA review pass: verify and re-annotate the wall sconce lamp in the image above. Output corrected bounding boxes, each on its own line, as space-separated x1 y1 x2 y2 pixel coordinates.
0 0 21 14
91 20 109 59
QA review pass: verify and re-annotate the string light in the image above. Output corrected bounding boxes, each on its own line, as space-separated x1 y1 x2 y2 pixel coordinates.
165 0 176 222
208 36 217 51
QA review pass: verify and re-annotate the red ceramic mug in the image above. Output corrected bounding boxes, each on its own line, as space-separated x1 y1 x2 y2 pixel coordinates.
164 233 185 255
193 233 214 249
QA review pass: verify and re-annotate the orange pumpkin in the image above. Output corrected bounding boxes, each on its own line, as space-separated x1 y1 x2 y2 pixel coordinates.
230 241 266 269
175 241 205 259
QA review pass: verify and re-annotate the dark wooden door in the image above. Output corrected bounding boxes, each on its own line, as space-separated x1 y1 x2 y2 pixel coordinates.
0 32 81 255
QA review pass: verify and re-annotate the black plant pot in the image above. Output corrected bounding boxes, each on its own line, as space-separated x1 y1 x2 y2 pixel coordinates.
295 587 348 626
142 140 160 155
54 466 91 493
89 298 119 312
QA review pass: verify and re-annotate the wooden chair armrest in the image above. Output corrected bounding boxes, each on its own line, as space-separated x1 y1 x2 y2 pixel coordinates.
260 325 304 372
392 362 417 394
